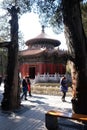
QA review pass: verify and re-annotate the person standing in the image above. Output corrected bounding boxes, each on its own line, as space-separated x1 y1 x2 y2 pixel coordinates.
60 76 68 102
27 77 32 97
21 77 28 100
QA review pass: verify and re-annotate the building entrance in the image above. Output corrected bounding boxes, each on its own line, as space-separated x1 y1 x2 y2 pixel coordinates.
29 67 35 79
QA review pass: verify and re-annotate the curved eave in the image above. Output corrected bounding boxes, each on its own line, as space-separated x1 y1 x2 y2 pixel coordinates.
26 38 61 47
19 49 46 57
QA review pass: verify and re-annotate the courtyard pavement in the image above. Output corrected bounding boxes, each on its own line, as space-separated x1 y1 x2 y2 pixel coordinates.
0 83 84 130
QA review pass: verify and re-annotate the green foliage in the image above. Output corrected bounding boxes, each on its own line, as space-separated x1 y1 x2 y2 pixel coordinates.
81 2 87 36
36 0 87 34
0 0 87 45
36 0 63 33
49 3 63 34
0 15 10 41
0 48 7 76
1 0 31 14
0 1 25 50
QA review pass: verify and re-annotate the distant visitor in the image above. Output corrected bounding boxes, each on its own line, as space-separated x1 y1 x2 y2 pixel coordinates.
60 76 68 102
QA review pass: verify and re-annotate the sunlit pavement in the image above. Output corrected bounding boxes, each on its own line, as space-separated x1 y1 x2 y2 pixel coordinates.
0 83 82 130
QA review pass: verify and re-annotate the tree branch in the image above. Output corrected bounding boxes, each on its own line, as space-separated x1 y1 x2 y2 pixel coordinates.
0 41 11 48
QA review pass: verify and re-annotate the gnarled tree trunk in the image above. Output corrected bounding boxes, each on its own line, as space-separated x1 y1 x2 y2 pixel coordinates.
62 0 87 114
1 6 20 110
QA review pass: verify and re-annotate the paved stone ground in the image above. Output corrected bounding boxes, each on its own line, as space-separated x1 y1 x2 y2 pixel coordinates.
0 83 85 130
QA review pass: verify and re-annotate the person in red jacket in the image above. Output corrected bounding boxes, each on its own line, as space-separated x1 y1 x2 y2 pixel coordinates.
27 77 32 97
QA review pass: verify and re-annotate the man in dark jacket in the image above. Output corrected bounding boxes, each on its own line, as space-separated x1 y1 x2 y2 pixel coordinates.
21 77 28 100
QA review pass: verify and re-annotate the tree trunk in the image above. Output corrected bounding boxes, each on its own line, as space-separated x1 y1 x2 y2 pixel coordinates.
62 0 87 114
1 6 20 110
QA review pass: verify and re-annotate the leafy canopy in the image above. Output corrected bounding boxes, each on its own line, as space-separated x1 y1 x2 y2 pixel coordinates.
0 0 87 43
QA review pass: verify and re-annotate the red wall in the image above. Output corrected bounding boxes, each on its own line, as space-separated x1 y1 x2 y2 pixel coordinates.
19 63 29 78
19 63 66 78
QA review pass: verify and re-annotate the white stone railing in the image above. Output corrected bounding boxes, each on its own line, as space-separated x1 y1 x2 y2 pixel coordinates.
35 73 72 83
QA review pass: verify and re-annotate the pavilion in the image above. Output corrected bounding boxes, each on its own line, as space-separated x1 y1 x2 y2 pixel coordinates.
19 26 67 82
